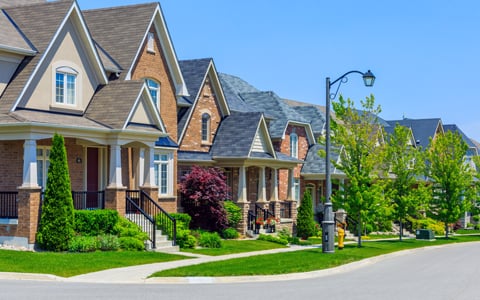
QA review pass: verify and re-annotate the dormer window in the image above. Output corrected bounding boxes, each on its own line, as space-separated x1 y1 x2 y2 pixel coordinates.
202 113 211 143
55 66 77 105
290 133 298 158
145 79 160 109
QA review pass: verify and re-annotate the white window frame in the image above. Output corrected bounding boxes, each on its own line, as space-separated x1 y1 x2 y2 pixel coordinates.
55 66 77 105
201 113 211 143
37 146 51 189
290 133 298 158
294 178 300 202
145 78 160 111
154 151 173 196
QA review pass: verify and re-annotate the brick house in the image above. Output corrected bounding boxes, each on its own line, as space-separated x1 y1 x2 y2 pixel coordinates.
0 0 187 248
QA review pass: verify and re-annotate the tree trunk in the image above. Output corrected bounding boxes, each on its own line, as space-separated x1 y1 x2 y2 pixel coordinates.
357 215 362 247
399 219 403 242
445 223 449 239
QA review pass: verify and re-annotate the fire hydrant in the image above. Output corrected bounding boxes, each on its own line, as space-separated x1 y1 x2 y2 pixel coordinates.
337 225 345 250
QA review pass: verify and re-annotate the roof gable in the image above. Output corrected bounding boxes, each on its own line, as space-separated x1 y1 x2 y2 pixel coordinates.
7 0 107 112
387 118 443 149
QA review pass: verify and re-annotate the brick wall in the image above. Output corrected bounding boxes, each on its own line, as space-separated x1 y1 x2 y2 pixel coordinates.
180 76 222 152
0 141 23 190
65 138 84 191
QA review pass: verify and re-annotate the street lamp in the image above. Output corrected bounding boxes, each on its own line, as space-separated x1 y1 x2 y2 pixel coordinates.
323 70 375 253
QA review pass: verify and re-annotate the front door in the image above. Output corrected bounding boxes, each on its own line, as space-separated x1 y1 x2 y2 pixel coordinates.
86 148 99 208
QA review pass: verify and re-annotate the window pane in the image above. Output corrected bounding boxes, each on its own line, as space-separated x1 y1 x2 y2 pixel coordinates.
146 79 159 106
55 73 64 103
66 74 76 104
160 164 167 194
160 154 168 161
37 159 43 187
154 164 159 186
202 114 210 141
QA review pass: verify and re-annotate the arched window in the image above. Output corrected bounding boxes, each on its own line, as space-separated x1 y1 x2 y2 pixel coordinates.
145 79 160 109
290 133 298 158
55 66 77 105
201 113 211 142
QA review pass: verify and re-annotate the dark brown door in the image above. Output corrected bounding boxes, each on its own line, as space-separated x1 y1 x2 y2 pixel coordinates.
86 148 99 208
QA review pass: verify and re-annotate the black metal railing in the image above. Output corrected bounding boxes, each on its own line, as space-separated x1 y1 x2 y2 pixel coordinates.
248 204 277 233
125 190 176 248
0 192 18 218
72 191 105 210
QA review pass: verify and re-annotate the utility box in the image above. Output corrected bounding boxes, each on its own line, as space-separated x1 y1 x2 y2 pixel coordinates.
416 229 434 240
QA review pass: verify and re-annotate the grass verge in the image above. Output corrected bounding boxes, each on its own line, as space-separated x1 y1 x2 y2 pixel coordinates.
0 250 189 277
151 235 480 277
182 240 287 256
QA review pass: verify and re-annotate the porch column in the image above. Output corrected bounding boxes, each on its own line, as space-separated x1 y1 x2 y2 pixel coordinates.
138 148 145 188
287 168 294 200
108 144 123 188
238 166 247 203
143 147 155 187
257 166 266 202
269 168 279 202
22 139 39 188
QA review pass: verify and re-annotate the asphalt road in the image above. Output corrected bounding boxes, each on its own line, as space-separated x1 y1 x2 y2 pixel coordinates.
1 242 479 300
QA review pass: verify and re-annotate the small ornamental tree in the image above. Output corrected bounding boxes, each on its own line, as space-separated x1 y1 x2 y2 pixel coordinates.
180 166 230 232
36 133 75 251
296 190 316 239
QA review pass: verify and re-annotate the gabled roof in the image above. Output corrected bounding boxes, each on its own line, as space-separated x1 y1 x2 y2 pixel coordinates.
218 73 259 113
211 111 274 158
83 2 188 96
2 0 108 113
177 58 230 143
0 9 35 55
289 105 325 137
301 144 344 177
443 124 477 154
239 91 313 141
85 80 165 132
387 118 443 149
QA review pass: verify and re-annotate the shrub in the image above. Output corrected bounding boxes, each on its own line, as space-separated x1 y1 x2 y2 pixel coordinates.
118 237 145 251
171 213 192 229
221 228 239 239
224 201 242 228
408 217 445 235
257 234 289 245
97 234 120 251
37 133 75 251
74 210 119 236
68 235 98 252
277 228 291 241
296 190 316 239
198 232 222 248
176 229 197 249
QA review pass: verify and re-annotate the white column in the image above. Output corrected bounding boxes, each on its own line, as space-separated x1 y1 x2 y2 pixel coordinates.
287 168 294 200
143 147 156 187
257 166 266 202
108 144 124 188
238 166 247 203
138 148 145 187
22 139 39 188
270 168 279 201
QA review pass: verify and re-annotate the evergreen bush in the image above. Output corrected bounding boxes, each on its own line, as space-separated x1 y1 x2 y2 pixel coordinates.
36 133 75 251
296 190 316 239
221 227 239 239
198 231 222 248
74 210 119 236
224 201 242 228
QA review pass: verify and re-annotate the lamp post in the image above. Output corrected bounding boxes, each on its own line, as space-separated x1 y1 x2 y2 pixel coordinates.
323 70 375 253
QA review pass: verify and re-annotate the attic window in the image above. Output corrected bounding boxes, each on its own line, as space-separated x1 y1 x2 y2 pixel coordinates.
202 113 211 143
290 133 298 158
145 78 160 110
55 66 77 105
147 32 155 53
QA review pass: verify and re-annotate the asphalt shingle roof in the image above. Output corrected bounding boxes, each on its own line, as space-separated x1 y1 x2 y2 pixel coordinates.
85 80 149 129
387 118 441 149
83 3 158 80
0 9 34 53
211 111 263 157
178 151 213 162
301 144 343 175
239 91 309 139
218 73 259 113
443 124 477 149
290 105 325 137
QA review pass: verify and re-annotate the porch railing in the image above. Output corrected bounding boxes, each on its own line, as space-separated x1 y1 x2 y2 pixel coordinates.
125 190 176 248
72 191 105 210
0 192 18 218
279 201 292 218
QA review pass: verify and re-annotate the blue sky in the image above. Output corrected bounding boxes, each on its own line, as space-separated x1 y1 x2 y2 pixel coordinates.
79 0 480 141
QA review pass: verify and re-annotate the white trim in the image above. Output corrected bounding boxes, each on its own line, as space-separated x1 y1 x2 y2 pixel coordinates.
154 149 174 196
123 83 166 132
0 45 36 56
247 114 277 159
51 61 82 109
280 121 316 145
10 2 107 112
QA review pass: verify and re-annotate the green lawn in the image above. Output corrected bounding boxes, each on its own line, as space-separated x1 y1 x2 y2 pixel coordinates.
151 235 480 277
0 250 189 277
182 240 287 256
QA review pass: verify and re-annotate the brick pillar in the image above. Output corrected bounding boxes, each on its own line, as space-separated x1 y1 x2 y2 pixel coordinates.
105 187 127 216
236 202 250 235
140 186 158 202
17 187 42 245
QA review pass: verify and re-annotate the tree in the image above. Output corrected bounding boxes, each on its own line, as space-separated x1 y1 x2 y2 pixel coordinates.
425 131 475 238
36 133 75 251
180 165 230 232
383 124 429 241
328 95 389 247
296 190 316 239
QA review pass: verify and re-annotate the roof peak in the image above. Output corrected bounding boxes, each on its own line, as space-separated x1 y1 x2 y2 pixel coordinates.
82 1 157 12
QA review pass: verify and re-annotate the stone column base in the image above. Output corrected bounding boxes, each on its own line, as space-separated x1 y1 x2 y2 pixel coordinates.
105 186 127 216
236 201 251 235
17 186 42 245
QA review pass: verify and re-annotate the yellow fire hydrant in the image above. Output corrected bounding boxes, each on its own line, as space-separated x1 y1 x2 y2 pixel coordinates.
337 225 345 250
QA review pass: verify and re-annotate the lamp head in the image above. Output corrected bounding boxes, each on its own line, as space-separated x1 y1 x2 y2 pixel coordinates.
362 70 375 87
